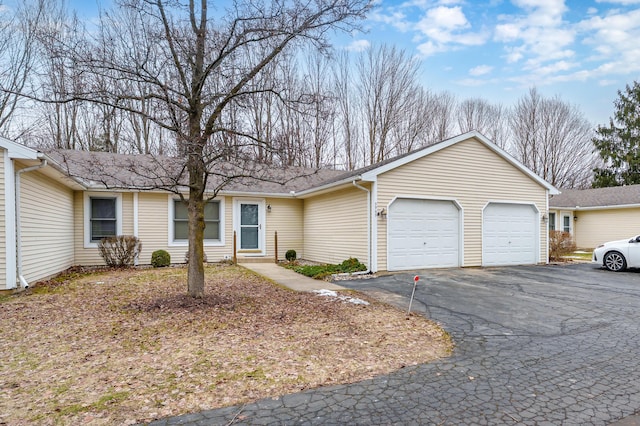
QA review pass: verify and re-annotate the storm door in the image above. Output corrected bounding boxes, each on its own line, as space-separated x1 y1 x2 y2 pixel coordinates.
239 202 261 251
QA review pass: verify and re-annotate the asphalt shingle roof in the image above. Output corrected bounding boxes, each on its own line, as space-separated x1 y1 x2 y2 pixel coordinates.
550 184 640 208
45 150 351 195
43 132 543 196
43 134 456 194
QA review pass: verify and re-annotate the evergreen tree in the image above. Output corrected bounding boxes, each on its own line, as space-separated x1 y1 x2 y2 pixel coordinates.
593 81 640 187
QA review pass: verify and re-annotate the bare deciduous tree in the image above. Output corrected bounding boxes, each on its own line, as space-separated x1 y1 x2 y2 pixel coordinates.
302 52 336 168
333 51 360 169
58 0 370 297
456 97 509 149
423 90 456 145
356 44 421 164
0 0 49 138
510 88 595 188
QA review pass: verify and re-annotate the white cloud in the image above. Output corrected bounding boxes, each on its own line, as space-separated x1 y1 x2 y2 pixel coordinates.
595 0 640 4
579 8 640 73
495 23 521 41
511 0 567 26
412 6 489 56
346 39 371 52
416 6 469 43
493 0 576 73
469 65 493 76
503 46 525 63
533 60 577 75
417 40 444 56
368 10 412 32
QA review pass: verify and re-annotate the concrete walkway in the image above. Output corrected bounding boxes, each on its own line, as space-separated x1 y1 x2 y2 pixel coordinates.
239 262 346 292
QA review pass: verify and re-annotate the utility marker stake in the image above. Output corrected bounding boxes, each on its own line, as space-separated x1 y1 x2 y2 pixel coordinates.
408 275 420 314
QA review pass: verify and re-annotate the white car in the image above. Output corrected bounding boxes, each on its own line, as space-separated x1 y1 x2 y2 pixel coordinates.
593 235 640 271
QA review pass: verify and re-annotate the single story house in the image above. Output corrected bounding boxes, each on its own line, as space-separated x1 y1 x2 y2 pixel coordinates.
0 131 558 291
549 185 640 249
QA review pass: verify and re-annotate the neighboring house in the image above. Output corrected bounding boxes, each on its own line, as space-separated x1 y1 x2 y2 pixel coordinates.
550 185 640 249
0 131 558 291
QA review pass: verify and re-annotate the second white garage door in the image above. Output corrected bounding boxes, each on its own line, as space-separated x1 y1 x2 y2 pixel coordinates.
483 203 538 266
388 198 460 271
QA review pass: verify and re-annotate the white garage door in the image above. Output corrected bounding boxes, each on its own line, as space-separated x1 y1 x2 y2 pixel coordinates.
483 203 538 266
388 199 460 271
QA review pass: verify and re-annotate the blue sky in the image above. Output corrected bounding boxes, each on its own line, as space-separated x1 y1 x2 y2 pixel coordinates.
341 0 640 126
68 0 640 126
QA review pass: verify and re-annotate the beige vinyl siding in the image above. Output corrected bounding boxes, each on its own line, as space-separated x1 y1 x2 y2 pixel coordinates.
303 185 369 266
0 150 6 289
264 198 303 259
137 193 233 264
74 191 135 266
573 208 640 249
376 138 548 270
18 167 75 283
122 193 134 237
137 192 172 264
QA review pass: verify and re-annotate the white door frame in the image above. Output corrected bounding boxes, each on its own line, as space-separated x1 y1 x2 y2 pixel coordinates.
233 198 266 256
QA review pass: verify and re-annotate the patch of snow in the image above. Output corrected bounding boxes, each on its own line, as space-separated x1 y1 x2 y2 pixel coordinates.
346 297 369 305
313 289 338 297
312 289 370 306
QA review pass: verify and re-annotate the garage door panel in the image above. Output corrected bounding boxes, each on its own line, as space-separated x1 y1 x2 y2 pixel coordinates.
483 203 537 266
388 199 460 271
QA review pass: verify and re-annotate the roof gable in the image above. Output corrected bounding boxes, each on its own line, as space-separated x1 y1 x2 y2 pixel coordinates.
358 131 558 194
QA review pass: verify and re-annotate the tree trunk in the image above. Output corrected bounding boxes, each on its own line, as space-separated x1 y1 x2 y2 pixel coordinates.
187 153 206 298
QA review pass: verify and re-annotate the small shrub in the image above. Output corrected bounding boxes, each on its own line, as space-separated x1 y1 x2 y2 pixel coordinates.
285 249 297 262
98 235 141 268
549 230 577 261
340 257 366 272
151 250 171 267
285 257 367 279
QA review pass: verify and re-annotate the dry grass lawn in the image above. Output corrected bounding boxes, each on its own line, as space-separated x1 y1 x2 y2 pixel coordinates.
0 264 452 425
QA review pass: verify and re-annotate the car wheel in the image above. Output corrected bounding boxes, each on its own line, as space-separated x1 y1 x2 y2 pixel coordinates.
604 251 626 272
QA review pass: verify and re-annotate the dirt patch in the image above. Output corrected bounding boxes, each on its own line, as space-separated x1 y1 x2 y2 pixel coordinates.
0 264 452 425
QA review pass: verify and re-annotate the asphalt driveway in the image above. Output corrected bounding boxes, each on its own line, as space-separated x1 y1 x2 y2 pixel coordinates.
151 263 640 425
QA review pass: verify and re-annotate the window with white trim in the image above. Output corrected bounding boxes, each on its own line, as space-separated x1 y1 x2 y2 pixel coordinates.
549 212 556 231
563 215 571 232
173 199 221 242
90 197 117 242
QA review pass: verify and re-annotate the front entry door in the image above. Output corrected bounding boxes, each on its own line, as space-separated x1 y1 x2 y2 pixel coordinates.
240 202 261 251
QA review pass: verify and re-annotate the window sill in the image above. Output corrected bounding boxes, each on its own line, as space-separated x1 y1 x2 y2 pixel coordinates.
169 240 225 247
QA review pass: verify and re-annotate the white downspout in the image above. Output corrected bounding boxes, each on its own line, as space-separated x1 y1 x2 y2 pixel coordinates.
15 158 47 289
352 180 371 273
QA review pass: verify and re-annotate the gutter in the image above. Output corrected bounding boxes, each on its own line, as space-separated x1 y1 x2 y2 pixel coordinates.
15 158 47 289
352 180 372 273
294 174 363 198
